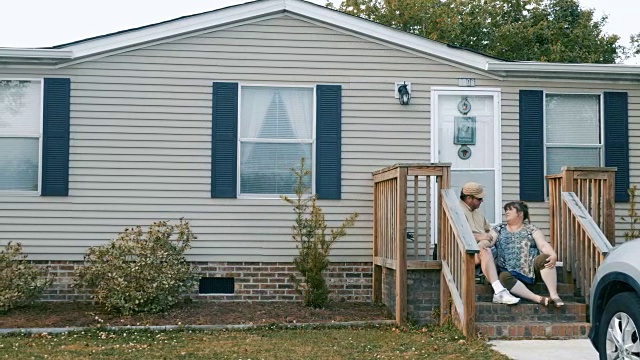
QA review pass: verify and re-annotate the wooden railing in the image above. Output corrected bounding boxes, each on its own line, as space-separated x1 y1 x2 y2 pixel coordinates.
560 192 613 302
439 188 479 337
548 166 616 249
372 163 450 325
547 167 616 290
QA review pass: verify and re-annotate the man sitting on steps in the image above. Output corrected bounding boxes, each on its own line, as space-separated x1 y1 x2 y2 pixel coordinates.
459 182 520 305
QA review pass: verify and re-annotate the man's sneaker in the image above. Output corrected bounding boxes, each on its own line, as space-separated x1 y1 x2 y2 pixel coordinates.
492 290 520 305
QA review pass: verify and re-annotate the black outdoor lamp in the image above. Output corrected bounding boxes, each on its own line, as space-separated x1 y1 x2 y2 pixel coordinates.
397 82 411 105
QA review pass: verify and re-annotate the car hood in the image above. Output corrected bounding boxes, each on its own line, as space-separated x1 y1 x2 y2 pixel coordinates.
594 239 640 284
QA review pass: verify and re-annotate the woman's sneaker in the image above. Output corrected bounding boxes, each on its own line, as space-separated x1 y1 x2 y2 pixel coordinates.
493 289 520 305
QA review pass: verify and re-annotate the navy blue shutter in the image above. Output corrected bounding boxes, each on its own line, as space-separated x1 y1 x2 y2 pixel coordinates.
316 85 342 199
519 90 545 201
41 78 71 196
604 92 629 202
211 82 238 198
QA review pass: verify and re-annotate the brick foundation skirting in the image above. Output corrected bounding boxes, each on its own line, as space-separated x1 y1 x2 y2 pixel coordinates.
382 267 440 325
33 261 373 302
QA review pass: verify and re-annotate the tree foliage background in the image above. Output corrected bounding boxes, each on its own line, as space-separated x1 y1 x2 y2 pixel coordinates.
329 0 638 64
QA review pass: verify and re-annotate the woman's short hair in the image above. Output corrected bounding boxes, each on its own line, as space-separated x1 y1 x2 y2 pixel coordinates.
504 201 530 223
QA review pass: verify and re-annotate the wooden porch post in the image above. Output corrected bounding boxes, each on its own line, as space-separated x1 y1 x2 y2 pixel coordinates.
462 254 476 337
436 166 451 260
438 166 451 325
395 167 408 325
372 181 382 304
604 170 616 246
562 168 575 284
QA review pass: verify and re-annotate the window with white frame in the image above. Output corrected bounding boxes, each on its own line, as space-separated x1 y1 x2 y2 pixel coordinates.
545 93 602 175
0 80 42 192
239 86 314 196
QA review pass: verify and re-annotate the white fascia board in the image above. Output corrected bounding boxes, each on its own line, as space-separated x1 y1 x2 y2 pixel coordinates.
286 0 494 70
487 61 640 76
0 48 73 59
64 0 287 58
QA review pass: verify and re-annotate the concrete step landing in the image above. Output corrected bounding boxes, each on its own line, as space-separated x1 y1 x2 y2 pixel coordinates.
475 321 590 339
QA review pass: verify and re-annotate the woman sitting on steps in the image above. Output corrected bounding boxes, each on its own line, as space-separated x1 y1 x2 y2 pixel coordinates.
487 201 564 307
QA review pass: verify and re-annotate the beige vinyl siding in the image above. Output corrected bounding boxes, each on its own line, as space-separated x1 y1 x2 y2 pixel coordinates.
496 82 640 239
0 15 638 262
0 15 490 261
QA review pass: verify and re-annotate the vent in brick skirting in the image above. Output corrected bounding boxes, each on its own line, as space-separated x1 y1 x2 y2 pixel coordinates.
199 277 235 294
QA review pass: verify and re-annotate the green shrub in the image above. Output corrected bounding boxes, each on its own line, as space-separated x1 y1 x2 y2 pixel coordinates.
75 219 199 315
282 158 358 308
0 242 51 313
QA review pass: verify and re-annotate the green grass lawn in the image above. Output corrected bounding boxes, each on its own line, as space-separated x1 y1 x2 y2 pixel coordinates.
0 325 509 360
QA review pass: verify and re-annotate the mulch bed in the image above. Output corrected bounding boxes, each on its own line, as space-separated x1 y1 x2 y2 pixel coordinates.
0 301 392 329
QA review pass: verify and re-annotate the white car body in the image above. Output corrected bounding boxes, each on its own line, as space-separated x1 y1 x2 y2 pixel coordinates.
589 238 640 358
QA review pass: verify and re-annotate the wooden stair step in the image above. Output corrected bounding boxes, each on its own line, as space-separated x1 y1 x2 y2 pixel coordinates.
475 321 590 339
475 301 587 322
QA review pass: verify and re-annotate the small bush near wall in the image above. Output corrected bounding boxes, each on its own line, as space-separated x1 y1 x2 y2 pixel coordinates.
74 219 199 315
0 242 52 313
282 158 359 308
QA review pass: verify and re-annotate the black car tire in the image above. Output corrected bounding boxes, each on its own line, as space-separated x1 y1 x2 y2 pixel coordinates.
597 292 640 360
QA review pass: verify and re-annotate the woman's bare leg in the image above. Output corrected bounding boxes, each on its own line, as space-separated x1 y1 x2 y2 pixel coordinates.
509 281 546 304
539 267 559 298
535 254 563 305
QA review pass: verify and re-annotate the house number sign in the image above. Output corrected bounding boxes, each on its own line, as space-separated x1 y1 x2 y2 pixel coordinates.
458 78 476 87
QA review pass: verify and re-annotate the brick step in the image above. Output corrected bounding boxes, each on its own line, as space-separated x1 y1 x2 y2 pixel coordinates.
475 301 587 322
475 293 582 303
475 282 575 296
475 321 590 339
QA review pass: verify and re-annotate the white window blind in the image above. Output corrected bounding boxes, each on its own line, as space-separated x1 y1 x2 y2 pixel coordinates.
0 80 41 191
545 94 601 175
239 86 314 195
546 94 600 144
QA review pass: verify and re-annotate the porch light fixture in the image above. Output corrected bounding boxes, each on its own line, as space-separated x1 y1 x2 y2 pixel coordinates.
397 82 411 105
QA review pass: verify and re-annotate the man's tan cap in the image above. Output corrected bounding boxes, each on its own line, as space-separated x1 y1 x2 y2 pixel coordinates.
462 182 486 198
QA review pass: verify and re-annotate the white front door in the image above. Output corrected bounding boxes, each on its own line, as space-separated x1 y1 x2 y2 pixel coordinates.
431 88 502 224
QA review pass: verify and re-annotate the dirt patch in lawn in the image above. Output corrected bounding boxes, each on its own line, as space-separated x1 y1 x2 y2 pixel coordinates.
0 301 393 329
